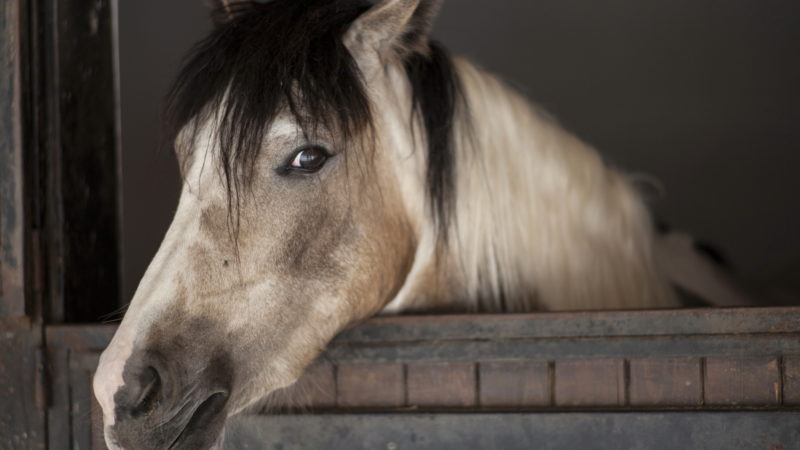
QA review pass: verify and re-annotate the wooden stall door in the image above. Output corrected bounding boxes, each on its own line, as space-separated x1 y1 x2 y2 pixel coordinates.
1 0 121 448
1 0 46 448
46 326 114 450
44 309 800 450
35 0 122 446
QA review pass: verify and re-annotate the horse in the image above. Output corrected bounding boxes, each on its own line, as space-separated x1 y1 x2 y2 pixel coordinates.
93 0 752 448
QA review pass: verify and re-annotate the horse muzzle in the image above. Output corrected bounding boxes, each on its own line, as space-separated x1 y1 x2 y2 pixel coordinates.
101 349 233 449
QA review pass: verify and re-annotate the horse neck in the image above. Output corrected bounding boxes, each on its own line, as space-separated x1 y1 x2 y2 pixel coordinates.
414 58 677 312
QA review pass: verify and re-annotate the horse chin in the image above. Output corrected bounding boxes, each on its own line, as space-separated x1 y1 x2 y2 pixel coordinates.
107 390 230 450
167 392 230 450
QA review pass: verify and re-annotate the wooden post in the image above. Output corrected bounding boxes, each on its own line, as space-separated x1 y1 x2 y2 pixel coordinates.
0 0 26 318
2 0 121 447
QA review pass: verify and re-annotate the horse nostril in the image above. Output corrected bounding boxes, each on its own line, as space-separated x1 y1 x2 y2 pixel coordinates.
130 366 162 417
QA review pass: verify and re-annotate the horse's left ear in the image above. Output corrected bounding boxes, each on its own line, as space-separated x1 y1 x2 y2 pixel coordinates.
344 0 443 62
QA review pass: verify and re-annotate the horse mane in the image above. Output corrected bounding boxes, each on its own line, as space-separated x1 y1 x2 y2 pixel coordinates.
163 0 463 239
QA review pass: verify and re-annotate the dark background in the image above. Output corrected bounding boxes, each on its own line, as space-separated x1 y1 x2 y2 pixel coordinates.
118 1 800 304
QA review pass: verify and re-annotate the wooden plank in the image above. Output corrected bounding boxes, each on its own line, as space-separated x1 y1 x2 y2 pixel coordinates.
69 353 101 450
407 362 476 407
0 329 46 450
45 327 112 450
554 359 625 406
47 324 793 418
785 355 800 405
629 357 702 406
224 412 800 450
704 357 781 406
479 361 550 407
325 333 800 363
46 337 72 450
45 315 800 364
50 308 800 349
336 363 405 408
0 0 26 317
340 307 800 343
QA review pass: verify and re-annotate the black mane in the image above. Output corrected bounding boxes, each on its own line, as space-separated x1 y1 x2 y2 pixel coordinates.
164 0 462 238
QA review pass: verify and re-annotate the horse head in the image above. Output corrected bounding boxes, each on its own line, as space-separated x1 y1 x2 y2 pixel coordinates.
94 0 454 448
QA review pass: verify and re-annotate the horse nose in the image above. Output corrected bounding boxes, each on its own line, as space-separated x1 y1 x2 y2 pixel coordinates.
105 350 233 449
117 363 164 418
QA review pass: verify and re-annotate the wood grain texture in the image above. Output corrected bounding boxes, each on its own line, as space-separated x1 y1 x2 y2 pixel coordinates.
554 359 625 406
325 332 800 364
336 308 800 342
629 358 702 406
704 356 781 405
407 362 477 407
479 361 550 407
0 0 26 316
336 363 404 407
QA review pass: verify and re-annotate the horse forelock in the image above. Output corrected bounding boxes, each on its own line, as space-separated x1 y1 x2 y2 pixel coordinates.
163 0 465 245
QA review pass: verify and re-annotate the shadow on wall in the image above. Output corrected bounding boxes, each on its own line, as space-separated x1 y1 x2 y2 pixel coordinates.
119 0 800 305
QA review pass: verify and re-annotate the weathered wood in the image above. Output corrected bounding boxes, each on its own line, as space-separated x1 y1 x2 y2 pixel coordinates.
0 329 46 450
704 356 781 406
69 353 101 450
325 332 800 363
46 310 800 449
46 312 800 412
0 6 44 450
628 357 702 406
785 355 800 405
48 0 121 323
407 362 476 407
479 361 550 407
224 412 800 450
0 315 30 330
46 325 115 450
0 0 26 317
339 307 800 342
337 363 405 408
46 325 117 352
46 330 76 450
554 359 626 406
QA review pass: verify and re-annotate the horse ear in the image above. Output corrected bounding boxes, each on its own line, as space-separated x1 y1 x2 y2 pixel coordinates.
345 0 443 62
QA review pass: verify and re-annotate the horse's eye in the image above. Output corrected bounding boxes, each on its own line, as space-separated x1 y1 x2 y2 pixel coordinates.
289 145 329 172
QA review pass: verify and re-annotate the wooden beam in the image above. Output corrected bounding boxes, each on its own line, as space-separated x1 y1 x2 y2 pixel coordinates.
224 412 800 450
0 0 26 317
